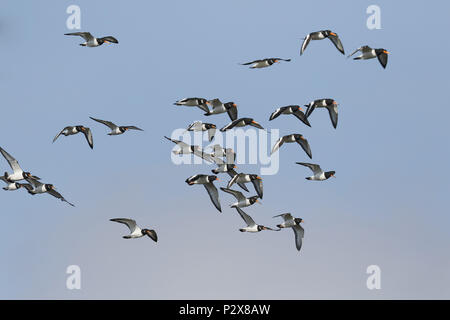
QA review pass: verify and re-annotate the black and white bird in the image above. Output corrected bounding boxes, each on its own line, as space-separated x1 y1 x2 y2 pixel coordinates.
164 136 217 163
90 117 143 135
227 173 263 199
24 178 74 207
210 159 249 192
0 147 40 182
185 121 217 142
271 134 312 159
204 99 238 121
296 162 335 181
0 176 30 191
300 30 345 55
269 105 311 127
240 58 291 69
304 99 338 129
273 213 304 251
53 125 94 149
110 218 158 242
64 32 118 47
174 98 210 113
220 118 264 132
235 207 279 233
347 46 390 69
185 174 221 213
220 187 260 208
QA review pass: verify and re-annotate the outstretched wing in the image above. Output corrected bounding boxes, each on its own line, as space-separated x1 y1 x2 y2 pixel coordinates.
293 110 311 127
0 147 23 174
220 187 245 202
271 137 285 154
123 126 144 131
235 207 256 227
53 127 70 143
296 137 312 159
293 225 304 251
47 189 75 207
240 60 260 65
300 34 311 55
273 213 294 222
98 36 119 43
328 33 345 55
377 52 388 69
226 104 238 121
82 127 94 149
347 46 363 58
251 178 263 199
89 117 117 130
326 104 338 129
296 162 322 175
204 183 222 213
110 218 138 233
65 32 94 41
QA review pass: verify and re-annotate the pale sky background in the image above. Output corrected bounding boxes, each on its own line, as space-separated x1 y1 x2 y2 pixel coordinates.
0 0 449 299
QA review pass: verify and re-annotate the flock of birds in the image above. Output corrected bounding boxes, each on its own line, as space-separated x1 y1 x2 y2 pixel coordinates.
1 29 389 251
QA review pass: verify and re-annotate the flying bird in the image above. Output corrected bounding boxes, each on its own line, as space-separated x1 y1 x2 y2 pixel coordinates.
220 118 264 132
269 105 311 127
220 187 260 208
0 147 40 182
110 218 158 242
273 213 304 251
185 174 221 212
185 121 216 142
300 30 345 55
227 173 263 199
174 98 210 113
296 162 335 181
304 99 338 129
348 45 390 69
90 117 143 135
0 176 30 191
204 99 238 121
164 136 217 163
24 178 74 207
240 58 291 69
53 125 94 149
271 134 312 159
64 32 118 47
235 207 279 233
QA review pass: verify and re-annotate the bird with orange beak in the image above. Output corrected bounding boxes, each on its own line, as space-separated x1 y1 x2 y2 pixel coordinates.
300 30 345 55
347 45 390 69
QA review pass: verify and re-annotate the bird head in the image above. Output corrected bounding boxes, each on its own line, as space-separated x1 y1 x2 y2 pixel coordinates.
325 171 336 179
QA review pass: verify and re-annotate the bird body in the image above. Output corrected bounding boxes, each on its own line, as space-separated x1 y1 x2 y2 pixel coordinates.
304 99 338 129
227 173 263 198
53 125 93 149
185 121 216 142
0 147 40 182
273 213 304 251
348 46 390 68
204 99 238 120
110 218 158 242
296 162 335 181
220 118 264 132
269 105 311 127
220 187 260 208
90 117 143 135
241 58 291 69
185 174 221 212
174 98 210 113
24 178 74 206
271 134 312 158
65 32 118 47
235 207 279 233
301 30 344 55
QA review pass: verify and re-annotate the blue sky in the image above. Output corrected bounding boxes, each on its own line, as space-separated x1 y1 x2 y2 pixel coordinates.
0 0 449 299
